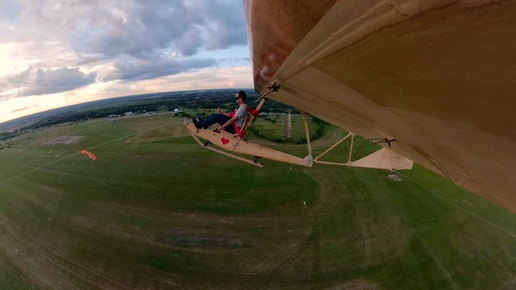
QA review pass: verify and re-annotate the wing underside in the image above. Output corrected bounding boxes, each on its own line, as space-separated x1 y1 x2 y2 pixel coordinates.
244 0 516 212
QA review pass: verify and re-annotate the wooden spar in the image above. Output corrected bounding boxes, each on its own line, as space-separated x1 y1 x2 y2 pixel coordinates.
348 134 355 163
300 111 313 166
313 160 350 166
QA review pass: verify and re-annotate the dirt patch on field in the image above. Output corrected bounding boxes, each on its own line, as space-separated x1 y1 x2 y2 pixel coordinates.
35 136 85 145
155 232 253 249
502 276 516 290
326 279 384 290
124 123 189 143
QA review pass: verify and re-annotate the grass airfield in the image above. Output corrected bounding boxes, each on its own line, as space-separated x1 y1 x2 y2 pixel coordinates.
0 114 516 289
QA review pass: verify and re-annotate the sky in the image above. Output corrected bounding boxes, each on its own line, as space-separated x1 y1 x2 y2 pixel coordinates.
0 0 253 124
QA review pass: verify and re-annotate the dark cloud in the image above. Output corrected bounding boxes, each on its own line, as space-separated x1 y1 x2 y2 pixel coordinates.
69 0 247 60
101 56 216 82
10 105 38 114
1 67 97 97
174 27 204 57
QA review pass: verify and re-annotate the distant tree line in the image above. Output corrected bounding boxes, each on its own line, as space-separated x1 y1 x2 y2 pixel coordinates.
0 130 20 141
1 90 305 140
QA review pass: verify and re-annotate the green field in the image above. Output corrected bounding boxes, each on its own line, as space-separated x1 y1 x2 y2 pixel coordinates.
0 114 515 289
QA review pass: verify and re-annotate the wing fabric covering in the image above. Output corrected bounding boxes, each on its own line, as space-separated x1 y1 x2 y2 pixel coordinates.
350 148 414 171
245 0 516 212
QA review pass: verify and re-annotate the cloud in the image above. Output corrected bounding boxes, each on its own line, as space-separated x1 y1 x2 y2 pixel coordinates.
101 56 216 82
194 0 248 50
10 104 38 114
1 0 247 75
66 0 247 61
1 67 97 97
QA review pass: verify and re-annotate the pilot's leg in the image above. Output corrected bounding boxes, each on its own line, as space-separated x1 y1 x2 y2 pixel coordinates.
197 114 230 129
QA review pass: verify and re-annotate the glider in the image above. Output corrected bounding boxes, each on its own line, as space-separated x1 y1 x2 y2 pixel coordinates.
81 149 97 161
184 83 412 171
243 0 516 212
184 84 313 167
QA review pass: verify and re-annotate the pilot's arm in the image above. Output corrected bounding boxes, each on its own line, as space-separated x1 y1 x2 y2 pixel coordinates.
217 115 238 130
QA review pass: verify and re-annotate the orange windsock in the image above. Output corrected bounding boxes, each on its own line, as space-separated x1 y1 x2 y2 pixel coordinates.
81 149 97 160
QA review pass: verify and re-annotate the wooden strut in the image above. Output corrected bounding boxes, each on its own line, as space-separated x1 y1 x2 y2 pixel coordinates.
313 132 413 170
300 110 313 164
313 132 355 166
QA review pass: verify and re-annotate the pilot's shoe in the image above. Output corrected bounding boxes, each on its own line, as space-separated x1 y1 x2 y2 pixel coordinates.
192 118 202 129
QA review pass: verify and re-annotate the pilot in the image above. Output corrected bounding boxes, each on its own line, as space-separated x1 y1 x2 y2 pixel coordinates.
192 91 248 134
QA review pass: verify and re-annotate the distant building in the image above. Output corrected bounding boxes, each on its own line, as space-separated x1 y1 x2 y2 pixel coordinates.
124 111 134 116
